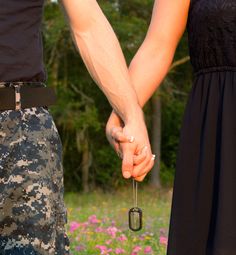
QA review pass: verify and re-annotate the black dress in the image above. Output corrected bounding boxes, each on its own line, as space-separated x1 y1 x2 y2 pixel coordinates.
167 0 236 255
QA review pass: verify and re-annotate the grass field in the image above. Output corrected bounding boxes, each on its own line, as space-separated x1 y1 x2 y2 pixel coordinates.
64 185 173 255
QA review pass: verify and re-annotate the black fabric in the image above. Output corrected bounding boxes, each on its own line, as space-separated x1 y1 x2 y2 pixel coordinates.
167 1 236 255
0 0 46 82
187 0 236 74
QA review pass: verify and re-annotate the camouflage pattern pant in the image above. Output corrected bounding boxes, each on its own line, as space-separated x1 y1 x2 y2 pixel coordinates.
0 106 70 254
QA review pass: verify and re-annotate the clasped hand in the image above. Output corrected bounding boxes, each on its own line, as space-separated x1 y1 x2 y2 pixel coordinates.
106 111 155 182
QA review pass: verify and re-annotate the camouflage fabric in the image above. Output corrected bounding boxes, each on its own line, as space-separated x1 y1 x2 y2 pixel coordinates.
0 106 70 254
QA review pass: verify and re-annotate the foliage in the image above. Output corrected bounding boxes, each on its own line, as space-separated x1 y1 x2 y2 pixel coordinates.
42 0 192 191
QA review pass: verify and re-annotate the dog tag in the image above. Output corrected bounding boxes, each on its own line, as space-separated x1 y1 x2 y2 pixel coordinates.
128 179 142 231
129 207 142 231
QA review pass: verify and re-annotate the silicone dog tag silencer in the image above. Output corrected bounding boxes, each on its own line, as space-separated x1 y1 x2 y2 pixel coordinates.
128 207 142 231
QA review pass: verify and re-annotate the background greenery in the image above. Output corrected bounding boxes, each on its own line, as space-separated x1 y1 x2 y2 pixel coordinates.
43 0 193 192
64 187 172 254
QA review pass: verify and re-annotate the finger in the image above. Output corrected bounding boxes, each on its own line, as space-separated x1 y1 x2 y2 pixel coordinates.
134 159 155 182
114 142 119 152
111 127 134 143
121 144 135 179
115 149 123 159
135 172 148 182
133 146 148 165
132 154 156 178
113 130 134 143
108 135 121 155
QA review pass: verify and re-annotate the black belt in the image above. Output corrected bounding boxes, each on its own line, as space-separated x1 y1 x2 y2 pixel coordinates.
0 81 57 111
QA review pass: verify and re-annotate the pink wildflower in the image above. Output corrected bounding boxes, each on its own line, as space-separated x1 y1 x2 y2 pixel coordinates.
95 227 104 233
144 246 153 254
117 234 127 242
95 245 112 254
131 245 142 255
115 248 125 254
105 239 112 245
88 214 100 224
159 236 168 245
69 221 80 232
106 226 119 238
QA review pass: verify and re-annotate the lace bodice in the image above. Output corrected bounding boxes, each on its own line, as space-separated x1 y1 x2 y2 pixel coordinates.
186 0 236 75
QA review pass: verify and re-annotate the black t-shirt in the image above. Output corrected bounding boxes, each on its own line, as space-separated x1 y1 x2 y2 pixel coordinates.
0 0 47 82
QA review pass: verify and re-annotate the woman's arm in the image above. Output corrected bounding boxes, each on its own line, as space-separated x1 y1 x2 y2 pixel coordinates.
129 0 190 106
106 0 191 180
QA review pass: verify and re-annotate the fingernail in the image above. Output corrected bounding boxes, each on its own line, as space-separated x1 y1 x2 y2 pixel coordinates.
151 154 156 160
129 136 135 143
123 171 131 178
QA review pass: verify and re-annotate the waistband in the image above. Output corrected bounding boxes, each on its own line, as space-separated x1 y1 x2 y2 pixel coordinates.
194 66 236 76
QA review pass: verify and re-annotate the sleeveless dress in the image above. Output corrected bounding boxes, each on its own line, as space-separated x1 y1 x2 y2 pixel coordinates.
167 0 236 255
0 0 70 254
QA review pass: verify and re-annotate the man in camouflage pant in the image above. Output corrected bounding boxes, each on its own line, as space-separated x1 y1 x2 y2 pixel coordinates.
0 107 70 254
0 0 154 253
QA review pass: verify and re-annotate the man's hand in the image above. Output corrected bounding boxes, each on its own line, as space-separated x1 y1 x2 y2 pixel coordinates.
106 110 155 182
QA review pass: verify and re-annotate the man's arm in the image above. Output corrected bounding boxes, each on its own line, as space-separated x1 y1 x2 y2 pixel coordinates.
59 0 142 124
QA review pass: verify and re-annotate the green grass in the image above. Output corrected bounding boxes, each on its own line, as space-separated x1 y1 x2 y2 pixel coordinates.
64 186 172 255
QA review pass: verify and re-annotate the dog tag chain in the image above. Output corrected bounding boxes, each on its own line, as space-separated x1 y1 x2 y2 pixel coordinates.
128 178 142 231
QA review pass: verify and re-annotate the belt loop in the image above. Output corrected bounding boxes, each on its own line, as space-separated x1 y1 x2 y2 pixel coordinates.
10 82 22 110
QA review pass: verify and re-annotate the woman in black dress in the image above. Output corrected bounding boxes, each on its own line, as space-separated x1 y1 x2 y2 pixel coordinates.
107 0 236 254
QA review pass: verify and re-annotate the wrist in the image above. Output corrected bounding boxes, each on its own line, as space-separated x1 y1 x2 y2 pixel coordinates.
122 105 144 125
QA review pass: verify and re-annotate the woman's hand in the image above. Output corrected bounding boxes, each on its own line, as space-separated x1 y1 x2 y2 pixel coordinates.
106 110 155 182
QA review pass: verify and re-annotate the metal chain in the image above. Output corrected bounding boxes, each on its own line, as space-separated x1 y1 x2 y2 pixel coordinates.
133 178 138 207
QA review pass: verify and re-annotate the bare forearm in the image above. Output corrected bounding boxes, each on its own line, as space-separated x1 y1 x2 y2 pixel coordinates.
129 42 175 107
73 24 142 122
108 44 174 125
60 0 142 124
128 0 189 107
